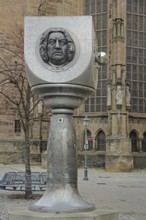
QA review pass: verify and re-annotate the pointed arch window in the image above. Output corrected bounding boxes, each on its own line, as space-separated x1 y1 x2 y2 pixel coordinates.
130 131 138 152
95 130 106 151
142 132 146 152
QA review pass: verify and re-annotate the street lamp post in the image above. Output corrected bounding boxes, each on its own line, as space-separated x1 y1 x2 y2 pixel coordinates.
83 115 89 180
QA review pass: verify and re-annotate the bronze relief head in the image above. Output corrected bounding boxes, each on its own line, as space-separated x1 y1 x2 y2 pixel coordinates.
39 28 76 67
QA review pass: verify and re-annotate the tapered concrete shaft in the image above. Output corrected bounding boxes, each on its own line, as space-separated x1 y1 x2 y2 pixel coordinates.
29 108 95 213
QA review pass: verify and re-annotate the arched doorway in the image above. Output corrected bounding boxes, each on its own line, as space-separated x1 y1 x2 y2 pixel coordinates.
129 130 139 152
95 130 106 151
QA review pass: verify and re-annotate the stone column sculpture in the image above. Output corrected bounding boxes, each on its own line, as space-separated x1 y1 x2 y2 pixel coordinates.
126 85 131 107
24 16 100 213
116 85 123 106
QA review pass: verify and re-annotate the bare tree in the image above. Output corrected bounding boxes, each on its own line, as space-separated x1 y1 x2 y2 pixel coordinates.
0 28 42 199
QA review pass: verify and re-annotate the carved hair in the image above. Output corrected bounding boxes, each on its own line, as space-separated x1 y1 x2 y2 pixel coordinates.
39 28 75 65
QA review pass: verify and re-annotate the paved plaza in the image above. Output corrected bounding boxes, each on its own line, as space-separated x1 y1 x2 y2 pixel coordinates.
0 164 146 220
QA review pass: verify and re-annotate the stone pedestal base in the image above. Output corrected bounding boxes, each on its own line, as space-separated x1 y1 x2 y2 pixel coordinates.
8 207 118 220
105 154 133 172
106 137 133 172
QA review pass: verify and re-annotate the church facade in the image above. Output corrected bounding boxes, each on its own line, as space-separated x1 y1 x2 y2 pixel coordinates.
75 0 146 171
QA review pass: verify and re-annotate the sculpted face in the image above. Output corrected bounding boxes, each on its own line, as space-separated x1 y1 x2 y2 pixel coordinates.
39 28 76 69
47 32 68 65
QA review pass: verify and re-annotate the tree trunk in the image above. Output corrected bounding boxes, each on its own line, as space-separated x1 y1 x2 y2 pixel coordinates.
25 131 32 199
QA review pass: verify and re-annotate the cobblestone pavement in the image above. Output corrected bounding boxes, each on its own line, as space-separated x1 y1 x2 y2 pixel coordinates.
0 164 146 220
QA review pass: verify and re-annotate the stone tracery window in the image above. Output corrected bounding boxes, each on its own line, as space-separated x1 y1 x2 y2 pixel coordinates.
84 0 107 113
126 1 146 113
